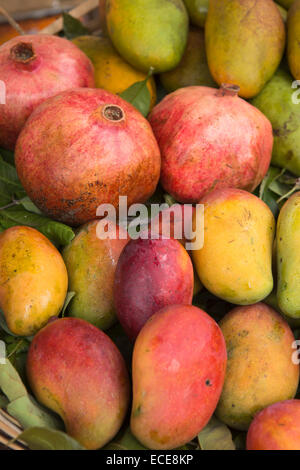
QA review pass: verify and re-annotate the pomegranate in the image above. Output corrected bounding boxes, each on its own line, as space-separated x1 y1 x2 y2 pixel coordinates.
0 34 95 150
15 88 161 226
149 85 273 203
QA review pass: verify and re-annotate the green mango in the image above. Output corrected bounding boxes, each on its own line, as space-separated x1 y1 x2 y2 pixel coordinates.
105 0 189 73
265 291 300 328
183 0 209 27
160 28 216 92
251 69 300 176
287 0 300 79
277 192 300 319
205 0 286 98
277 0 295 9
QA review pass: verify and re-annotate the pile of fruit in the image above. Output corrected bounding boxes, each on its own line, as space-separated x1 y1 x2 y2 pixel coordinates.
0 0 300 451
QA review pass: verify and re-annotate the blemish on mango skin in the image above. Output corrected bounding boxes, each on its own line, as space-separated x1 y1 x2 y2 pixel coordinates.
149 430 171 446
133 405 142 417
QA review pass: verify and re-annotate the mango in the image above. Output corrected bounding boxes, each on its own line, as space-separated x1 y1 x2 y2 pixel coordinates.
72 35 156 110
114 238 194 340
183 0 209 27
265 290 300 328
287 0 300 79
251 69 300 176
247 400 300 450
216 303 299 431
160 28 216 92
205 0 286 98
277 192 300 318
131 304 227 449
105 0 189 73
0 226 68 336
27 317 130 449
62 220 129 330
192 188 275 305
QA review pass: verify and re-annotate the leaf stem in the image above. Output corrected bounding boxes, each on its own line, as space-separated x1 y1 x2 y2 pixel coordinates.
0 199 20 211
7 339 25 359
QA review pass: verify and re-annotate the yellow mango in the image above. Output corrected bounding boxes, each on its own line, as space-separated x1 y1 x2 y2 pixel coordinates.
205 0 285 98
277 192 300 318
287 0 300 79
72 35 156 110
0 226 68 336
216 303 299 430
192 188 275 305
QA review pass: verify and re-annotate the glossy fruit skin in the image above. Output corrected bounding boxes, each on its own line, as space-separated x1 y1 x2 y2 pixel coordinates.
114 238 194 341
72 35 156 110
192 188 275 305
131 304 227 449
216 303 299 431
15 88 161 226
160 28 216 93
27 317 130 450
62 220 129 330
149 86 273 204
205 0 285 99
277 192 300 319
105 0 189 73
287 0 300 79
247 400 300 450
0 226 68 336
183 0 209 27
0 34 95 150
251 69 300 176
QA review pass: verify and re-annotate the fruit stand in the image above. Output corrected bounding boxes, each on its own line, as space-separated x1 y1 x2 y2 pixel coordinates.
0 0 300 453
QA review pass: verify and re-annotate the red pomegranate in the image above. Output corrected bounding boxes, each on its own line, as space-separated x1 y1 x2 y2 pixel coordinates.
15 88 161 226
149 85 273 203
0 34 95 149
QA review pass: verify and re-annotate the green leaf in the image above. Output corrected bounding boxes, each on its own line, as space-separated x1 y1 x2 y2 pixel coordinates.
6 338 30 360
0 148 15 165
104 427 147 450
61 292 76 318
119 75 152 117
0 358 27 401
7 395 62 431
19 196 42 214
0 358 62 431
17 427 85 450
62 12 90 39
0 158 24 197
0 207 75 246
198 416 235 450
259 167 283 200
